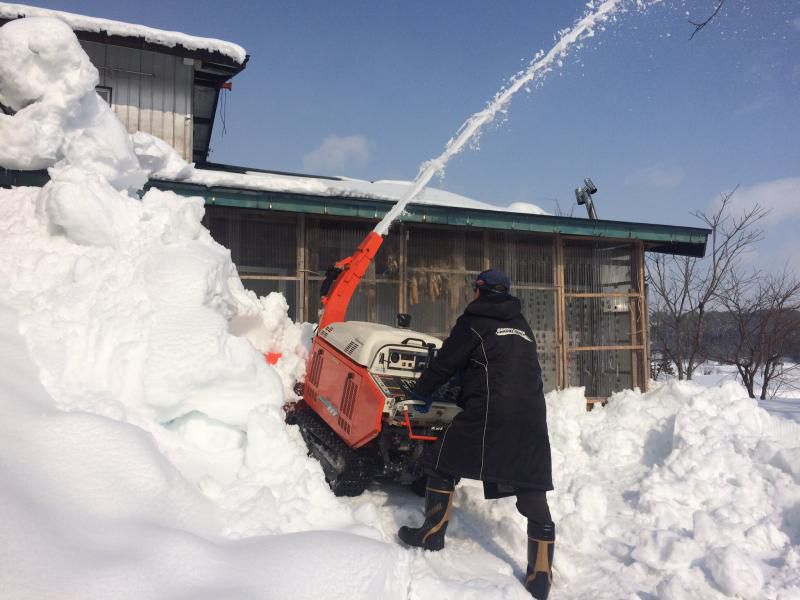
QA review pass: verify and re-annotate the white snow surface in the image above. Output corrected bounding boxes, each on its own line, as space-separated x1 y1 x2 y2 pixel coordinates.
168 168 549 218
0 2 247 63
2 15 800 600
132 131 195 180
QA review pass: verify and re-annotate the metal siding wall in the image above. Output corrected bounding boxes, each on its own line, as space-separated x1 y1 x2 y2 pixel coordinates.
79 42 193 160
156 53 174 147
175 58 194 160
81 41 106 84
149 52 166 141
105 44 130 126
123 46 140 130
139 50 155 135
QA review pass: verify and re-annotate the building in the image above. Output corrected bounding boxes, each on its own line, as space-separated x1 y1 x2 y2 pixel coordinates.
0 6 710 402
0 3 248 163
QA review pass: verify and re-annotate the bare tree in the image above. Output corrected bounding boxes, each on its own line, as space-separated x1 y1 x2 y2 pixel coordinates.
647 187 766 380
709 269 800 399
688 0 728 40
552 198 575 218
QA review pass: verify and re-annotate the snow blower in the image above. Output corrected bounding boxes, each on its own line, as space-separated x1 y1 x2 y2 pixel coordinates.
286 232 461 496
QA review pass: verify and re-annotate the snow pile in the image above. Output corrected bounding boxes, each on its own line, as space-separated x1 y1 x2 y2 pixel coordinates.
538 383 800 598
131 131 195 180
0 17 145 191
0 2 247 63
175 168 550 217
0 16 419 599
0 304 410 600
0 15 353 535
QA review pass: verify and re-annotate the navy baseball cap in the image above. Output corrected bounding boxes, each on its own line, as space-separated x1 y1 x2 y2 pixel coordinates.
475 269 511 294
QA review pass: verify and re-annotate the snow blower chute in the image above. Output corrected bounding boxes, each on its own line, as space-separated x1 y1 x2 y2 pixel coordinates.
287 231 461 496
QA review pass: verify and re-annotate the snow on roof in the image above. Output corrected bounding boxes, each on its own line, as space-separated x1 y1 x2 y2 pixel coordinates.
165 168 549 216
0 2 247 64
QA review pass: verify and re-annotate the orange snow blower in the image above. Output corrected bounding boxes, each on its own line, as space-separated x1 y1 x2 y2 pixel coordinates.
286 231 461 496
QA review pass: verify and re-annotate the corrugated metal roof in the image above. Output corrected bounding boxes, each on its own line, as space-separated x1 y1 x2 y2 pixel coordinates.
153 179 710 258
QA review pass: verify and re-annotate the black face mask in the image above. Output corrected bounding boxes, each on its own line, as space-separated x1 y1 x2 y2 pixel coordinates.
474 283 509 296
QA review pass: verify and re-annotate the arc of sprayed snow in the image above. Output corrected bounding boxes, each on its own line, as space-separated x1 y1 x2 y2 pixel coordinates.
373 0 626 236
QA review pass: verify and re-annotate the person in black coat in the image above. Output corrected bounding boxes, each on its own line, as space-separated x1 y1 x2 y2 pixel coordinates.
398 269 556 600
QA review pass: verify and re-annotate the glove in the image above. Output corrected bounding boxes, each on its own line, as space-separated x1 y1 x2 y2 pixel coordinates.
409 391 434 413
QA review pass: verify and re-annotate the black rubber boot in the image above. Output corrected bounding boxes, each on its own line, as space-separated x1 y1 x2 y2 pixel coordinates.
397 477 455 551
525 521 555 599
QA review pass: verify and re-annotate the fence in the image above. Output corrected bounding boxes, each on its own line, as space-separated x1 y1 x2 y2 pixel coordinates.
204 206 648 399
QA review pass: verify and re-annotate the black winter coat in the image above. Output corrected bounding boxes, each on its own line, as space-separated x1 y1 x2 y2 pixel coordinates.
415 294 553 494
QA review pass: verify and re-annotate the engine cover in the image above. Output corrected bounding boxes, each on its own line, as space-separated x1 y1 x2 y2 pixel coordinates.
318 321 441 369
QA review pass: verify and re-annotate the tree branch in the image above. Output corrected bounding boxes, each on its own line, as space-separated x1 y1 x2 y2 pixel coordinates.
688 0 727 41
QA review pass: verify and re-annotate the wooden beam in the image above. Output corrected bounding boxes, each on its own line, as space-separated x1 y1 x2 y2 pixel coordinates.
568 345 644 352
564 292 641 298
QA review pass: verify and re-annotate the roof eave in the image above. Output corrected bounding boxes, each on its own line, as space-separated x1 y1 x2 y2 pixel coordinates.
151 178 711 258
0 17 247 71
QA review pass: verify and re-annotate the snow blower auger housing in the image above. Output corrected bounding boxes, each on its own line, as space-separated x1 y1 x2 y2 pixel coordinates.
287 232 462 496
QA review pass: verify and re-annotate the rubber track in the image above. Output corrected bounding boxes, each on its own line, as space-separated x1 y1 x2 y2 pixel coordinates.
293 406 375 497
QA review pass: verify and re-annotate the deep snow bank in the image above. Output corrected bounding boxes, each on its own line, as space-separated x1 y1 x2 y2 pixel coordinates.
0 17 144 189
0 15 349 536
0 15 413 599
541 383 800 598
0 305 410 600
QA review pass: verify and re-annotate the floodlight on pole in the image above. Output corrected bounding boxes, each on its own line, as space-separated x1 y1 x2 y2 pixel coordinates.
575 178 599 220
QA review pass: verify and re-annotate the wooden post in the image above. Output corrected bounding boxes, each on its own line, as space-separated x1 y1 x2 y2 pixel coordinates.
298 214 306 322
399 223 407 314
638 241 650 391
629 244 639 390
554 235 567 390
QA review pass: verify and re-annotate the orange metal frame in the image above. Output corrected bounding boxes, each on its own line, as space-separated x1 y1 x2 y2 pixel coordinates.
303 336 385 448
401 411 438 441
319 231 384 329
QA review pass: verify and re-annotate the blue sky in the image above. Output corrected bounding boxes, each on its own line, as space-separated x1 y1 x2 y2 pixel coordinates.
34 0 800 266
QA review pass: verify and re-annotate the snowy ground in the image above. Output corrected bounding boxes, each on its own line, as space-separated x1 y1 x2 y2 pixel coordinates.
1 14 800 600
687 363 800 424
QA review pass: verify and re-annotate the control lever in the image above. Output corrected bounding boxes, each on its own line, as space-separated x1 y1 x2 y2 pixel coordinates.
425 343 436 370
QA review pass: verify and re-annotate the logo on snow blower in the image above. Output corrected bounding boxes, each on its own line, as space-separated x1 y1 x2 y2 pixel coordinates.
495 327 533 342
317 395 339 417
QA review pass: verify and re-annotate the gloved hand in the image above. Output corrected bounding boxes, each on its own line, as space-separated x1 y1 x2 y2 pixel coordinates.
409 391 434 413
